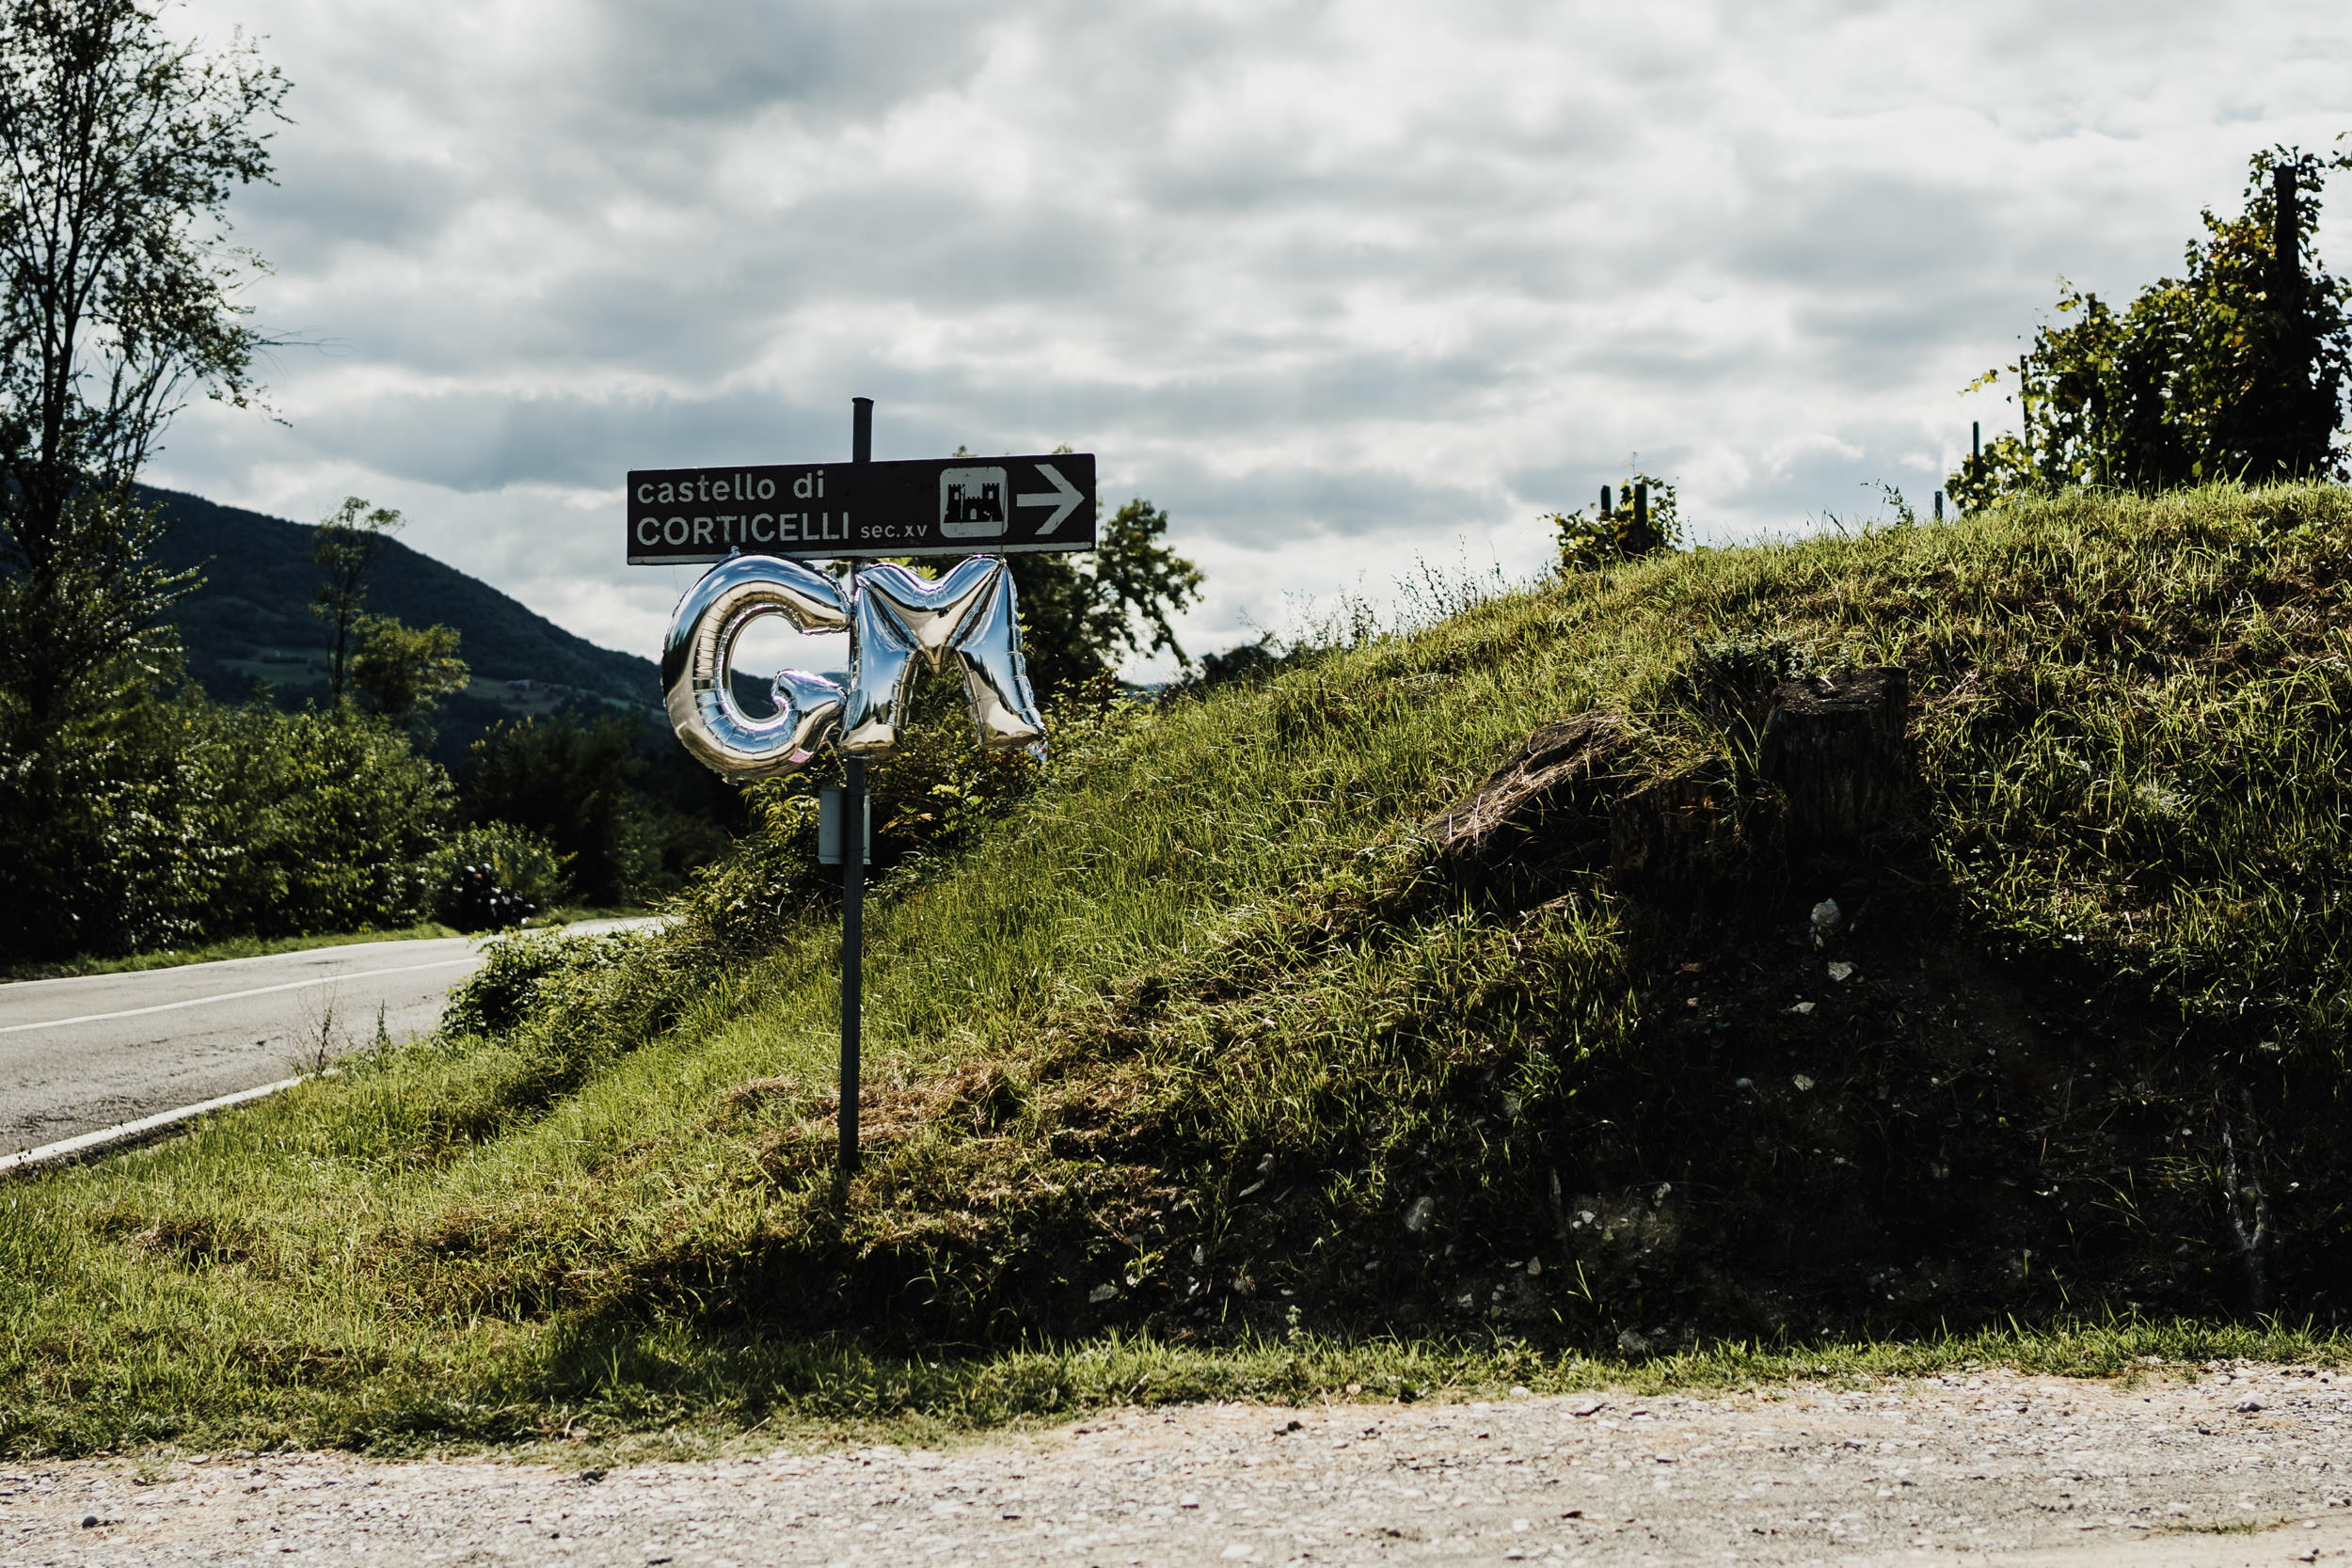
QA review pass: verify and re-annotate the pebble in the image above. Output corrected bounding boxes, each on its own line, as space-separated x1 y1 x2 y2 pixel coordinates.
5 1366 2348 1564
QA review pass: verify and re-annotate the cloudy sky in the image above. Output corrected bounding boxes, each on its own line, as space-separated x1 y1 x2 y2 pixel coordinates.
155 0 2352 678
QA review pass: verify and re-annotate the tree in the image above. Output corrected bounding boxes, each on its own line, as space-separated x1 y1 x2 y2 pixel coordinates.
0 486 191 740
0 0 285 743
466 711 658 906
349 611 467 726
1950 146 2352 508
1006 497 1202 694
312 496 402 702
0 689 457 959
1549 470 1682 573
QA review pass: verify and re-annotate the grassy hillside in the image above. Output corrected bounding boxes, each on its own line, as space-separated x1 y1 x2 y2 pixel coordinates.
6 483 2350 1455
144 484 659 724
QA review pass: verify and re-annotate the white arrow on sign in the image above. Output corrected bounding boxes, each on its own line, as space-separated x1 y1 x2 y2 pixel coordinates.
1016 463 1084 534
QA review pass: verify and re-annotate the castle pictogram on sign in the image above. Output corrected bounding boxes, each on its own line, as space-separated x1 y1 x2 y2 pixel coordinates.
939 466 1009 538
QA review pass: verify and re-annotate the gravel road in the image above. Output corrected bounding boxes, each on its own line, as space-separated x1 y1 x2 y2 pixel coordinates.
8 1361 2346 1565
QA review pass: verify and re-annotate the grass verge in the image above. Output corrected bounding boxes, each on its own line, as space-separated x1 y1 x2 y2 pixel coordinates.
7 482 2352 1457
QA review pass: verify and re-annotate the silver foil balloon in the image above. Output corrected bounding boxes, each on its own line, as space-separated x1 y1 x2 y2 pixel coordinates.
661 554 851 777
841 558 1046 756
947 558 1049 751
661 552 1048 776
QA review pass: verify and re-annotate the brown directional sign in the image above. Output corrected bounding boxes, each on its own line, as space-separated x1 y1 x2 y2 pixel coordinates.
626 453 1096 563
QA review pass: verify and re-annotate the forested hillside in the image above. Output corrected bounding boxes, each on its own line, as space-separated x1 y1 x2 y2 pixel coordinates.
145 485 659 725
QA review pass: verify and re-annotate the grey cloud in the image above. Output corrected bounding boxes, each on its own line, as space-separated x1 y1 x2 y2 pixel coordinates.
1728 170 2005 289
228 1 997 278
769 184 1126 309
284 388 808 494
247 145 469 263
1502 461 1626 519
266 181 1135 381
151 0 2352 669
1791 285 2030 386
583 0 989 123
278 322 1513 496
1135 457 1496 552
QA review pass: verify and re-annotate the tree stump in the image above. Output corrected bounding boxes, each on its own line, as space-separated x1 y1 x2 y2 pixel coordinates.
1425 712 1628 891
1606 759 1752 902
1756 666 1915 852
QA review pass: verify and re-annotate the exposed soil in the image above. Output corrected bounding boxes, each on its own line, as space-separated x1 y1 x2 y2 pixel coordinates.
510 678 2350 1356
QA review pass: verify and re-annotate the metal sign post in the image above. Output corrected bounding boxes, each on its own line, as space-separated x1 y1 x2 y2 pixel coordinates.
839 751 864 1179
838 397 871 1177
637 399 1095 1188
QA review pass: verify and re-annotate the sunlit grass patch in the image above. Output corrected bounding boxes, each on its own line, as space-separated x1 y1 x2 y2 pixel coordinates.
8 482 2352 1458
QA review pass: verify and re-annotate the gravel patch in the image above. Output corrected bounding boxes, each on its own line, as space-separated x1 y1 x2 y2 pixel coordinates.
7 1362 2348 1565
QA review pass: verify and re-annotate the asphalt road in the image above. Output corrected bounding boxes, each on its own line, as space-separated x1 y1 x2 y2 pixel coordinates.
0 921 647 1155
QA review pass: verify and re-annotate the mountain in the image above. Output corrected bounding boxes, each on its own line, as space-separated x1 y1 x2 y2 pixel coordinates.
143 485 660 742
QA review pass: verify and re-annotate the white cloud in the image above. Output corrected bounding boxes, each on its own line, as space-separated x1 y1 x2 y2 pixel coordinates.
151 0 2352 675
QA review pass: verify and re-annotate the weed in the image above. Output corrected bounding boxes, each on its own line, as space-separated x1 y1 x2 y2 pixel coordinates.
291 992 342 1078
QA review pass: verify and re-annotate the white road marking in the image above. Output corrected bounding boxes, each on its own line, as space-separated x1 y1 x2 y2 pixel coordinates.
0 957 476 1035
1 1073 308 1174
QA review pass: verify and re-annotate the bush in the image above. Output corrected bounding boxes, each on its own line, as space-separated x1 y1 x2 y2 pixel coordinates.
439 930 603 1037
1953 147 2352 503
0 696 223 958
416 825 571 930
197 706 456 937
1549 470 1683 572
0 695 456 960
464 712 661 904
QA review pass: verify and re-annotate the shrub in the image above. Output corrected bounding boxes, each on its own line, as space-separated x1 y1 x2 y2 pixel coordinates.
1549 469 1682 572
438 927 647 1038
465 712 660 904
198 706 457 936
416 825 571 929
0 696 456 959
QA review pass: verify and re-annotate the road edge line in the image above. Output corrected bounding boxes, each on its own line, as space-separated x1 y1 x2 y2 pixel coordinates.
1 1075 311 1180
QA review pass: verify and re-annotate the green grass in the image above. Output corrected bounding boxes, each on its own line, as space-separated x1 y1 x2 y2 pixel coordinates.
7 482 2352 1458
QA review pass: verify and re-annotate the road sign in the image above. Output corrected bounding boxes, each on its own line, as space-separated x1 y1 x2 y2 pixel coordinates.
626 453 1097 564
